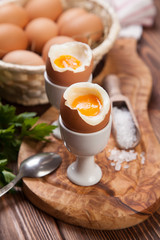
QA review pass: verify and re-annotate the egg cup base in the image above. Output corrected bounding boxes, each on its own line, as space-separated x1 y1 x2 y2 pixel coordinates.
67 156 102 186
59 115 112 186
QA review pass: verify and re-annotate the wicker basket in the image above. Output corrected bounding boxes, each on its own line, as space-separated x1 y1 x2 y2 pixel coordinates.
0 0 120 106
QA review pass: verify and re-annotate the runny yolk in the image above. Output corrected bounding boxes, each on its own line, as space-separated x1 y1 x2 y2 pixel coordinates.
54 55 82 70
71 94 102 116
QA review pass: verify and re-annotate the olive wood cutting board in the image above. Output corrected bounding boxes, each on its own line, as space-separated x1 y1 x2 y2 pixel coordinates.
18 38 160 230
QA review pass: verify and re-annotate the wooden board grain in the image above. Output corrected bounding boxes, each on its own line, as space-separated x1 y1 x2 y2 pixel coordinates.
18 38 160 230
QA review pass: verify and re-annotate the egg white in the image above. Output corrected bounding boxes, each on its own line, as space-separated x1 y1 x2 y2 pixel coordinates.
48 42 92 73
63 82 110 126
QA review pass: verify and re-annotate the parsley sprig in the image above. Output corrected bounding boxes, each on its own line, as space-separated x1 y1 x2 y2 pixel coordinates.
0 102 56 188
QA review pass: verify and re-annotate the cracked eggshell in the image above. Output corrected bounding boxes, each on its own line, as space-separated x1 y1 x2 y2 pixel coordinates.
60 82 111 133
46 42 93 87
42 36 75 62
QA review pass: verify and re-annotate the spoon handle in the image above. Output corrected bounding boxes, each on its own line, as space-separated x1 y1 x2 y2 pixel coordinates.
0 173 22 197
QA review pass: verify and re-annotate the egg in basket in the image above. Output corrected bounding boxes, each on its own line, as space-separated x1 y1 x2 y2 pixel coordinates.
0 0 120 106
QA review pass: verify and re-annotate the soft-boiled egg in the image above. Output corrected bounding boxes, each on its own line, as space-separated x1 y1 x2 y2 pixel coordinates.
46 42 93 87
60 82 111 133
42 36 75 62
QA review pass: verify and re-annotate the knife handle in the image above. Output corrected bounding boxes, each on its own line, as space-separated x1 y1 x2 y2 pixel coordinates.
103 74 121 97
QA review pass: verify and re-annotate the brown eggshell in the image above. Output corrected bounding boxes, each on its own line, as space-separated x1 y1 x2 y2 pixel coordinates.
0 23 28 58
57 8 87 29
42 36 75 62
2 50 44 66
25 17 58 53
59 13 104 43
60 97 111 133
46 55 93 87
25 0 63 21
0 3 29 28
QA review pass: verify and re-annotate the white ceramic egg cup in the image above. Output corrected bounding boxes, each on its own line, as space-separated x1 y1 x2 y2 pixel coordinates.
59 115 112 186
44 71 92 139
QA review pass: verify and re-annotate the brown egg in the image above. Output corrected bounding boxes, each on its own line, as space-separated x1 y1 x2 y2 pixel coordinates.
46 41 93 87
59 12 104 43
25 17 58 53
42 36 75 62
25 0 63 21
57 8 87 29
0 3 29 28
0 23 28 58
60 82 111 133
2 50 44 66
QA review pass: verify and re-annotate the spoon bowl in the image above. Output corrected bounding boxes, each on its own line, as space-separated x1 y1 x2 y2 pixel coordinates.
20 152 62 178
0 152 62 197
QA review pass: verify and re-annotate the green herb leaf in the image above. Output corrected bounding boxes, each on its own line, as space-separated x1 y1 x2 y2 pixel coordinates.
0 101 57 188
0 102 16 128
0 125 15 139
20 117 39 136
2 170 16 183
0 159 8 171
0 125 20 162
13 112 37 127
23 122 56 141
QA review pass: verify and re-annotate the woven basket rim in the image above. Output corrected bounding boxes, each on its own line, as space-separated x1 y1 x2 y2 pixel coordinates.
0 0 120 72
91 0 120 58
0 60 45 73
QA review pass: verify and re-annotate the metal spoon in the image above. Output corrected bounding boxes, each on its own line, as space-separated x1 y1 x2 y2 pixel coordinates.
103 74 141 149
0 152 62 197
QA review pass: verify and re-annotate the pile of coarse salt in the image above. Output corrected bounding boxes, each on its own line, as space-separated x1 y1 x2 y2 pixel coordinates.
108 147 145 171
113 107 137 149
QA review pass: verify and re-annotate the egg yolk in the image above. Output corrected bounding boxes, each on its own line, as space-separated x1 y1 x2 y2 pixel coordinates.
71 94 102 116
54 55 82 69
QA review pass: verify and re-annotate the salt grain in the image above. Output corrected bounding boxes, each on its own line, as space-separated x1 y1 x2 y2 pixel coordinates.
115 162 121 171
140 152 146 164
111 162 116 166
123 164 129 169
113 107 137 149
108 147 145 171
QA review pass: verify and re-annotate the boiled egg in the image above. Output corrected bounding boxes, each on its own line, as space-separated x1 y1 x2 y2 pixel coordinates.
42 36 74 62
46 42 93 87
60 82 111 133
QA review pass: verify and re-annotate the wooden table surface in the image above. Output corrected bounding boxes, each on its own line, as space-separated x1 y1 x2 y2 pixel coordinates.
1 0 160 239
